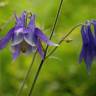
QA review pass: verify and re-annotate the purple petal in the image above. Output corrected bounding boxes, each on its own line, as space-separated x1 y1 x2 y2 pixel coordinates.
15 11 27 27
24 28 36 46
91 20 96 36
13 49 20 60
87 23 94 42
79 44 92 72
81 25 89 45
20 11 27 25
24 15 35 45
79 23 95 72
14 26 24 34
35 28 58 46
79 46 85 64
14 13 19 23
85 48 92 72
11 28 24 46
28 14 35 31
33 35 44 59
12 45 20 60
0 27 14 49
91 20 96 46
87 23 96 57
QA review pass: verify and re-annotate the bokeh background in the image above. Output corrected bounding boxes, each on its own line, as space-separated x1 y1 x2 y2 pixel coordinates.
0 0 96 96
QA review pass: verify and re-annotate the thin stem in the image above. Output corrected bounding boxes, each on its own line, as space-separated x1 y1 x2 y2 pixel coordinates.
46 23 82 58
16 50 37 96
28 59 44 96
28 23 82 96
26 23 82 96
49 0 64 40
28 0 64 96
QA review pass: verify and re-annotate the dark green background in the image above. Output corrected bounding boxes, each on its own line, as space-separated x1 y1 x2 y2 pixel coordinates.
0 0 96 96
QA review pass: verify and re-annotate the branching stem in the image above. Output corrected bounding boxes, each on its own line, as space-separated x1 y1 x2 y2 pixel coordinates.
46 23 82 58
16 51 37 96
28 0 64 96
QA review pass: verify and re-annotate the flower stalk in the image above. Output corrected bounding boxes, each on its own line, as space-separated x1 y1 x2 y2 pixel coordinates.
16 50 37 96
28 0 64 96
47 23 82 58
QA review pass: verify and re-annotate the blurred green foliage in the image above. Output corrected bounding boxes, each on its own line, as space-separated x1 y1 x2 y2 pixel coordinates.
0 0 96 96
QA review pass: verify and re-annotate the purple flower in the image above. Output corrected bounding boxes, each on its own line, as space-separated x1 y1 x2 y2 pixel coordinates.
79 20 96 71
0 11 58 60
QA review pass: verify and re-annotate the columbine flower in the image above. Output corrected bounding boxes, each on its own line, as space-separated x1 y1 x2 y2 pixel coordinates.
0 11 58 59
79 20 96 71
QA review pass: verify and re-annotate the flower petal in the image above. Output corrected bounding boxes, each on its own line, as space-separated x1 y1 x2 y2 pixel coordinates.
81 25 89 44
35 28 58 46
79 22 96 72
24 15 36 46
33 35 44 59
87 23 96 57
12 45 20 60
15 11 27 27
79 46 85 63
11 30 23 46
20 11 27 25
0 27 14 49
91 20 96 46
24 28 36 46
28 14 35 31
91 20 96 36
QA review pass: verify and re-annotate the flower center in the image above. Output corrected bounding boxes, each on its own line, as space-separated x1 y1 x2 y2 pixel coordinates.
20 41 29 53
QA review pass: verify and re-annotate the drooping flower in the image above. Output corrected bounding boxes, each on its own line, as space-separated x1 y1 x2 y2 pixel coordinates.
79 20 96 71
0 11 58 59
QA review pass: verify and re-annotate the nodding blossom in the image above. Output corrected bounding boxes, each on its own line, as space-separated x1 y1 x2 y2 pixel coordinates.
79 20 96 71
0 11 58 60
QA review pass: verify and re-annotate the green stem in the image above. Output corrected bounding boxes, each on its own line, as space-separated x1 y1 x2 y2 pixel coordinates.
46 23 82 58
16 51 37 96
28 0 64 96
